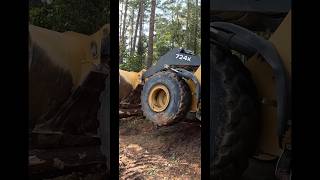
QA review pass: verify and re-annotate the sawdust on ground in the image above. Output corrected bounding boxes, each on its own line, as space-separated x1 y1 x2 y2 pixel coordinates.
119 116 201 180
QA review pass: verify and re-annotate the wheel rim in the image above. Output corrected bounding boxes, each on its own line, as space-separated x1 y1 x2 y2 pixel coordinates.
148 84 170 112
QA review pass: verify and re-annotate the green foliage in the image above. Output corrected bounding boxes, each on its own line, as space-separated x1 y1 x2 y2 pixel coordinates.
29 0 110 35
120 35 147 72
120 0 201 70
119 55 145 72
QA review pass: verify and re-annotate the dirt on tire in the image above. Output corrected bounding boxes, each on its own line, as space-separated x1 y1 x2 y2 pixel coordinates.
210 44 259 179
140 71 192 126
119 114 201 180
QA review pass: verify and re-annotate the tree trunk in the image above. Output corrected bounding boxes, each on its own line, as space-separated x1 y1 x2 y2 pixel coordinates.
119 0 124 37
146 0 156 68
136 0 145 69
176 10 181 47
171 11 174 48
131 0 142 55
121 0 128 46
120 0 129 64
129 7 135 51
186 0 190 49
137 0 145 56
193 0 198 54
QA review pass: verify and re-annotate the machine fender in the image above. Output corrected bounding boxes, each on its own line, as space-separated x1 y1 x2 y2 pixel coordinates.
166 67 201 107
210 22 290 147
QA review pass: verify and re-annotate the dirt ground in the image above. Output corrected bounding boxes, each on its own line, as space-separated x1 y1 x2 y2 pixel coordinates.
119 115 201 180
118 114 279 180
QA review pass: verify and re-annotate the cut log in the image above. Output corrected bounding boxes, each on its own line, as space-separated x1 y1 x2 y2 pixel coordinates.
119 103 141 109
119 109 143 119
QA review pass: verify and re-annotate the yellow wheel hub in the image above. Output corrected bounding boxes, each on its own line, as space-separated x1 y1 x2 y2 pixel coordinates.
148 84 170 112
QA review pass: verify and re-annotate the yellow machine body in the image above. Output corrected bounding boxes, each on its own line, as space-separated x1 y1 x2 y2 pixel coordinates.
29 24 109 86
245 12 291 159
29 24 109 127
119 69 145 100
187 66 201 112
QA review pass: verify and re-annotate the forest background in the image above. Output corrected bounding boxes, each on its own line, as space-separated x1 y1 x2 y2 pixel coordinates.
119 0 200 72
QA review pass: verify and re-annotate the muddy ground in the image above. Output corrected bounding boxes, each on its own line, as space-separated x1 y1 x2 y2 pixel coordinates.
119 115 201 180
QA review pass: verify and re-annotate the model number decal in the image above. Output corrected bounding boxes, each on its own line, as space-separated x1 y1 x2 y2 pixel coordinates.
176 54 191 62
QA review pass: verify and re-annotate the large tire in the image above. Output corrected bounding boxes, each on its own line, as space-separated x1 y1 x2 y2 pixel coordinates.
97 74 110 174
210 44 260 179
141 71 191 126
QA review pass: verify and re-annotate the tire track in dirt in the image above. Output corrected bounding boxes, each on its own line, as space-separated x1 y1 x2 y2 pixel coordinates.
119 116 201 179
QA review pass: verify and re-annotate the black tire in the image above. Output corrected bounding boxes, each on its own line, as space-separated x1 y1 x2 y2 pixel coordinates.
210 44 260 179
141 71 191 126
97 75 110 174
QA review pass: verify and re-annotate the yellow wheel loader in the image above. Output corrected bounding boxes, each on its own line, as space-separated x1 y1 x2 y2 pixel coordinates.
120 48 201 126
210 0 291 179
140 48 201 125
29 24 110 178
